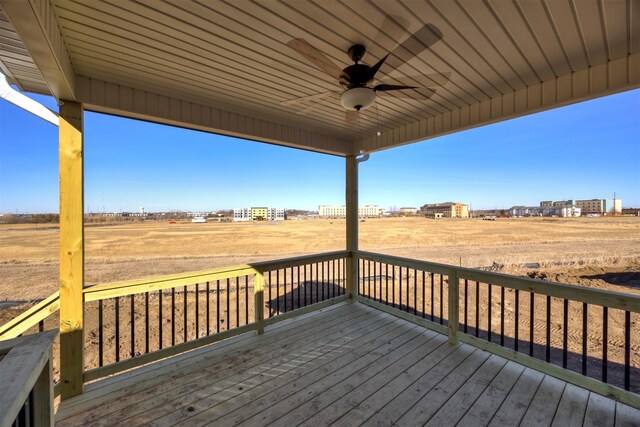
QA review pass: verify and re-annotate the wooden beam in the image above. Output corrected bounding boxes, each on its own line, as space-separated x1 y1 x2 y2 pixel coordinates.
74 76 349 156
59 100 84 400
0 0 76 100
345 155 358 300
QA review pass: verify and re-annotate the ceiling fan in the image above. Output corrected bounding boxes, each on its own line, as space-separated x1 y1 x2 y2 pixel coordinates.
282 22 449 123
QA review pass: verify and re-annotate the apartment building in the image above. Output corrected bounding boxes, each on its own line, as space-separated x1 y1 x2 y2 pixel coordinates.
232 207 286 221
318 205 385 218
421 202 469 218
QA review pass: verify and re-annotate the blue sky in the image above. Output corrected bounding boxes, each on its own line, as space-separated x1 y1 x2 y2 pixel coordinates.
0 89 638 213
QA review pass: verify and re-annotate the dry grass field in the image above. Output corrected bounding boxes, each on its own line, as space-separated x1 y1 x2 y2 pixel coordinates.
1 216 639 303
1 216 639 388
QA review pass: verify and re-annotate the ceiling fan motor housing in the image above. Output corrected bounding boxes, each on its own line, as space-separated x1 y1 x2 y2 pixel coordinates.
340 64 374 89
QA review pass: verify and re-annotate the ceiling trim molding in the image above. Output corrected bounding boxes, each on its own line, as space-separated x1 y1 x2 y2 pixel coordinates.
75 76 350 156
1 0 75 101
356 53 640 154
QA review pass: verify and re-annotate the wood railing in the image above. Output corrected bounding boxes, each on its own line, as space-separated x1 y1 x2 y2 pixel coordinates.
82 251 350 382
355 250 640 409
0 330 57 427
0 292 60 340
3 249 637 409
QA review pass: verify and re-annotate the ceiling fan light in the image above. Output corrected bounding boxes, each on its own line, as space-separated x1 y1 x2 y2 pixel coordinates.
340 87 376 111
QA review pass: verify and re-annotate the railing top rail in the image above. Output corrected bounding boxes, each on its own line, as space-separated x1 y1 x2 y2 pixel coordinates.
0 330 57 427
252 250 350 271
0 292 60 341
83 251 351 301
356 250 640 313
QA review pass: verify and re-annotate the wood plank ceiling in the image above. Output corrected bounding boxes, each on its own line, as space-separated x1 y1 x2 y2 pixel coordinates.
1 0 638 156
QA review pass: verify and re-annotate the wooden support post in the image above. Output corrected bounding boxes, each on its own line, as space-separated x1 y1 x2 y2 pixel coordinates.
254 272 265 334
345 155 358 301
448 269 460 345
59 101 84 399
32 354 53 426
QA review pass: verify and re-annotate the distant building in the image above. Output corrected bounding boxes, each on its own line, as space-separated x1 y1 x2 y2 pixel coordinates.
318 205 384 218
540 198 622 215
575 199 621 215
421 202 469 218
233 207 286 222
511 205 581 217
399 207 418 214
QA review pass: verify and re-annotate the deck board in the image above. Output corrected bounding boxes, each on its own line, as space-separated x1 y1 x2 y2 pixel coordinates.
55 302 640 426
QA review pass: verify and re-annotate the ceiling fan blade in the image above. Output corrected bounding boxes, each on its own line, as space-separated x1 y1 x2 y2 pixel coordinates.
287 38 343 80
367 54 389 81
378 72 451 88
374 84 418 92
345 110 359 122
281 91 337 106
377 87 436 100
387 23 443 70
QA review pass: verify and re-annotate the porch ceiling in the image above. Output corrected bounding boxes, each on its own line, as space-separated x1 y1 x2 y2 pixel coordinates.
0 0 638 156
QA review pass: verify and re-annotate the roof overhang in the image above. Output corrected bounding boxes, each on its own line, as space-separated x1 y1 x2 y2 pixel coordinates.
1 0 638 156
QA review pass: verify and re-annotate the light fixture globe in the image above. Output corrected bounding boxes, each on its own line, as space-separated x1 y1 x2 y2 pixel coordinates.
340 87 376 111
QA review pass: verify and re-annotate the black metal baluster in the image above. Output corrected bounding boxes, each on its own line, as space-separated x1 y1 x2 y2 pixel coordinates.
488 284 492 342
297 265 301 309
529 292 535 357
115 296 120 362
582 303 588 375
268 271 272 317
464 279 468 333
414 269 417 315
546 296 551 362
515 290 519 352
386 264 390 305
430 273 435 321
287 268 291 311
322 261 326 301
171 288 176 346
474 281 479 336
276 270 280 315
304 264 308 306
130 294 135 358
368 259 371 299
158 289 163 350
563 299 568 368
226 278 230 330
184 285 188 342
245 276 249 325
602 306 608 383
398 265 402 309
216 280 220 333
236 277 239 326
439 275 443 325
500 287 505 346
392 265 396 308
624 311 631 390
372 261 376 301
206 282 210 335
145 292 149 354
195 283 200 338
99 299 103 367
422 271 426 318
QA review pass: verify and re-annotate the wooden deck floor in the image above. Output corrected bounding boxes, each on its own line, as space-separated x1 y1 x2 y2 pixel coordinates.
55 302 639 426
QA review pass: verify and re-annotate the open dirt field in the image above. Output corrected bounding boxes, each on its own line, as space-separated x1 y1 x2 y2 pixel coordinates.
1 216 639 303
1 216 639 389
